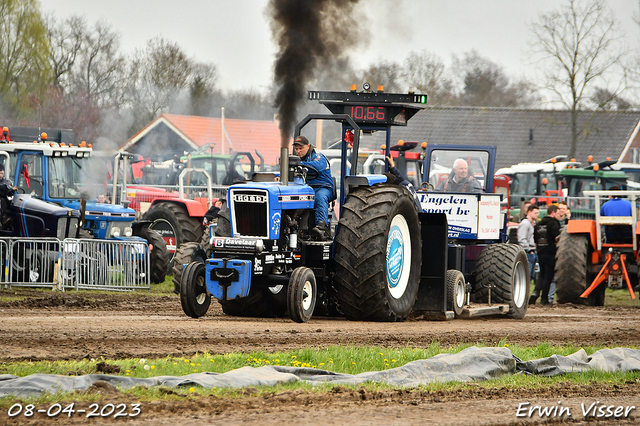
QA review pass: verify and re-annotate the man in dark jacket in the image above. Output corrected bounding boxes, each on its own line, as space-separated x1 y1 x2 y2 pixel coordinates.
293 135 334 240
385 155 422 210
436 158 482 193
0 164 16 229
530 204 561 305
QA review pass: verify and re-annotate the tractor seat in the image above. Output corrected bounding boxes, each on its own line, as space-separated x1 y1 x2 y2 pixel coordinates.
600 216 634 249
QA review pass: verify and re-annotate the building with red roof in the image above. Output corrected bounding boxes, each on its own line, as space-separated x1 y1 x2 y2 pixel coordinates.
121 114 284 166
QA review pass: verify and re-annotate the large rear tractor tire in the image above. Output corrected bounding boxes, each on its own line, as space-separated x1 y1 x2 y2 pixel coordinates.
171 242 207 295
334 185 422 321
475 243 529 319
180 262 210 318
135 227 170 284
555 231 598 305
143 202 203 267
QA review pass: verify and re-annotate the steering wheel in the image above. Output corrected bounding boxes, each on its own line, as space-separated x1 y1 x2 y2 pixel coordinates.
304 167 318 181
422 182 435 191
15 187 25 194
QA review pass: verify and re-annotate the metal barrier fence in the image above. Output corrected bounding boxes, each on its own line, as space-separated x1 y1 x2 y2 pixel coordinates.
110 183 228 212
1 237 150 292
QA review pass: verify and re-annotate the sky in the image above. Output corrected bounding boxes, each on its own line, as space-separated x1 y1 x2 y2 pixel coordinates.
39 0 640 93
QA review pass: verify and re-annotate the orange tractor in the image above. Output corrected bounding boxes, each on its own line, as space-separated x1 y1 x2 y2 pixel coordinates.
555 190 639 305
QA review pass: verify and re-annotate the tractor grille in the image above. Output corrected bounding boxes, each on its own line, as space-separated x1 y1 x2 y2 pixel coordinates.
230 189 269 237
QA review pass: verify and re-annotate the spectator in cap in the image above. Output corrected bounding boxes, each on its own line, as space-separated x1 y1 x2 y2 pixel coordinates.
293 135 334 240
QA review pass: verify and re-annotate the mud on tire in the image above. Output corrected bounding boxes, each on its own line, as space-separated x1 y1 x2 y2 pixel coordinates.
474 243 529 319
334 185 421 321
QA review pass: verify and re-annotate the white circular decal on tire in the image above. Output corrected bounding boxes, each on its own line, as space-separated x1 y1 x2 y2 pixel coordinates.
386 214 411 299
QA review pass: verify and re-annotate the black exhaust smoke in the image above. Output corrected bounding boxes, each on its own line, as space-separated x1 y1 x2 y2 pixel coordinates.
269 0 364 149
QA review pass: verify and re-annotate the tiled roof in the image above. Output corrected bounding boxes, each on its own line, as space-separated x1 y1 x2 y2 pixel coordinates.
363 107 640 169
124 114 284 166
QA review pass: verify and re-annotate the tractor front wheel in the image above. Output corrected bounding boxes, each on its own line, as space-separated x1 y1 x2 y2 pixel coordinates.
171 242 207 295
287 267 317 323
180 262 210 318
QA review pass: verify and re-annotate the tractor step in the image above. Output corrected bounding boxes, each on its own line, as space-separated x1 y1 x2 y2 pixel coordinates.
459 304 509 318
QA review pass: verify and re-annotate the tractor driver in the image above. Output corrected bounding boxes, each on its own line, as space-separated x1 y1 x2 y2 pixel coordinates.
292 135 334 240
436 158 482 193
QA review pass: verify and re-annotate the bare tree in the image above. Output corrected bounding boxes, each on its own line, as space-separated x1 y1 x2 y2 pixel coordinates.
451 50 537 107
123 37 219 134
72 20 126 107
402 50 454 105
46 14 84 91
360 60 404 93
530 0 627 157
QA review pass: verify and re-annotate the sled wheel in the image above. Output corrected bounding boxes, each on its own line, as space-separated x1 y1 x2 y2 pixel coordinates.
475 243 529 319
287 267 317 323
180 262 210 318
446 270 465 317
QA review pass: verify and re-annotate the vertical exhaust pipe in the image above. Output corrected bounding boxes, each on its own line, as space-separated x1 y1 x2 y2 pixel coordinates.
280 147 289 185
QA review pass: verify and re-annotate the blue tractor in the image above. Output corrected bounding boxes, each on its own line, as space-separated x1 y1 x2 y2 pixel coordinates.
180 86 528 322
0 127 169 284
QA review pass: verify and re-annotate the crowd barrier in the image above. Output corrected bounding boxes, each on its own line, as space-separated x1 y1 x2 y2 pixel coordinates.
0 237 151 292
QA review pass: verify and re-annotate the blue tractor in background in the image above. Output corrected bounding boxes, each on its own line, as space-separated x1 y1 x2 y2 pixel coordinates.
0 127 169 284
180 86 528 322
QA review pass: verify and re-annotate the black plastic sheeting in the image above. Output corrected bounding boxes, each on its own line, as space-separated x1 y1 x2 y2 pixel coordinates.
2 346 640 398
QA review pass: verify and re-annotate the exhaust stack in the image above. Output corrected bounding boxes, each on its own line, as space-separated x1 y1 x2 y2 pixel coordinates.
280 147 289 185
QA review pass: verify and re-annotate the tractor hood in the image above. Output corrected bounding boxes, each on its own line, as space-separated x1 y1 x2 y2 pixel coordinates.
63 200 136 222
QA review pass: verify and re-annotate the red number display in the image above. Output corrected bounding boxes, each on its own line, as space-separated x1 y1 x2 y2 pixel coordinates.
348 106 386 122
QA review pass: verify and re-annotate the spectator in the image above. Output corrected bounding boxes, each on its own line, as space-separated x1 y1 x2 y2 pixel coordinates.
530 205 561 306
517 204 539 286
0 164 17 229
557 201 569 226
436 158 482 193
518 201 531 222
203 198 224 226
96 193 110 204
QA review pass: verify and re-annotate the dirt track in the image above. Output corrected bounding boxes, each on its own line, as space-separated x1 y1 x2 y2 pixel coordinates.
1 290 639 425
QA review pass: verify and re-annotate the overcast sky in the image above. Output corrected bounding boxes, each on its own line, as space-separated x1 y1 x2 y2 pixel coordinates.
39 0 639 93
